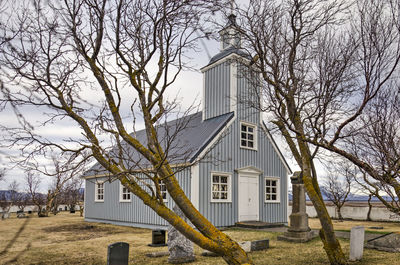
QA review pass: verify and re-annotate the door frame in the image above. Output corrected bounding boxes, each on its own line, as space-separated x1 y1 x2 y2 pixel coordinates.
236 166 263 222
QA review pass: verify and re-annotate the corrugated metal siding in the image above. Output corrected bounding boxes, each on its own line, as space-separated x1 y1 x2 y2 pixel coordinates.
85 168 191 228
198 63 288 227
204 62 231 120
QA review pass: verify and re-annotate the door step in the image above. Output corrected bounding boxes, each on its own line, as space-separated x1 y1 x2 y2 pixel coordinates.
235 221 285 229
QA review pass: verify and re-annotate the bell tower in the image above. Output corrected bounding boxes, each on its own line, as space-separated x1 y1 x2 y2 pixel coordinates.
200 14 250 121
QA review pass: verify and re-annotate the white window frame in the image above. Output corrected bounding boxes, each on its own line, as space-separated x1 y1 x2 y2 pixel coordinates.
210 172 232 203
94 181 105 202
119 182 131 202
264 177 280 203
158 180 168 203
240 121 257 150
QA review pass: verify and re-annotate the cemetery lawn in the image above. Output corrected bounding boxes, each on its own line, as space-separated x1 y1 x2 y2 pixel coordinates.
0 213 399 265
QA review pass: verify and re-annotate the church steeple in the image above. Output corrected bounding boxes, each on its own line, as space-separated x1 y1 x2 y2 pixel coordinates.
219 14 241 50
201 10 252 121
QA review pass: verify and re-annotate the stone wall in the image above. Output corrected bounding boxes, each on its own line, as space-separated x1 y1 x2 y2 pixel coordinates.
288 203 400 222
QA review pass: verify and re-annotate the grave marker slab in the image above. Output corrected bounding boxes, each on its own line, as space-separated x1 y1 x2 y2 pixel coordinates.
349 226 364 261
107 242 129 265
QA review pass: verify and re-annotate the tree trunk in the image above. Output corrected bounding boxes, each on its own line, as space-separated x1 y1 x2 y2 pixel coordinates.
337 207 343 221
120 173 253 265
303 173 347 265
367 195 372 221
298 143 347 265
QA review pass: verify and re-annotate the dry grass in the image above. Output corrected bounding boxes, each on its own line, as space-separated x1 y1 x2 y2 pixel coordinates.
0 213 399 264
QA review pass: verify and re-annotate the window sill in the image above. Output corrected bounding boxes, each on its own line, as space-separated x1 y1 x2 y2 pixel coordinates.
210 200 232 203
94 200 104 203
264 201 280 204
119 200 131 203
240 146 258 151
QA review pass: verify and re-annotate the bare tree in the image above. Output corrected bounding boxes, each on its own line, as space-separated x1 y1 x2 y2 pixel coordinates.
25 173 45 216
321 164 354 221
0 1 251 263
338 86 400 217
61 178 83 212
234 0 400 264
0 191 11 219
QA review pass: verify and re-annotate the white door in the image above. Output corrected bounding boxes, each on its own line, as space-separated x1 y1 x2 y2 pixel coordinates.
238 174 259 221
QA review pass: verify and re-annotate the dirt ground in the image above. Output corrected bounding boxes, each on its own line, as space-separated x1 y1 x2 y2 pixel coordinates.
0 212 399 264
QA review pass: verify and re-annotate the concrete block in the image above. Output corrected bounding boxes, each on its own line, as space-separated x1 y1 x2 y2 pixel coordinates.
349 226 365 261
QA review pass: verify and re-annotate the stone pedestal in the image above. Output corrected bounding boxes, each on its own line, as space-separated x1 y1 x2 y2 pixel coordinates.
278 172 315 243
168 206 196 264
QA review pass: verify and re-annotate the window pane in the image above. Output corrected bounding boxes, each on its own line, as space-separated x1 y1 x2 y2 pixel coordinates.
248 127 253 133
266 194 270 200
220 176 227 183
241 132 247 139
266 180 270 186
241 125 246 131
272 195 276 200
272 188 276 193
266 187 270 193
212 192 220 199
272 180 277 187
213 175 219 183
221 193 227 199
248 134 253 140
212 184 219 191
241 140 247 146
221 184 227 191
248 142 253 148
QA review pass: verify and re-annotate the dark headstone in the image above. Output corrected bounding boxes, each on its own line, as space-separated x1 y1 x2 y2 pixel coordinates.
28 210 32 214
250 239 269 251
16 210 23 214
148 230 167 247
70 210 75 213
107 242 129 265
17 212 27 218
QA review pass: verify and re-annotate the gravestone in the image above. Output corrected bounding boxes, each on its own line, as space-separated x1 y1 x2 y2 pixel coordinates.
148 230 167 247
349 226 364 261
17 212 27 218
168 205 195 264
365 232 400 252
107 242 129 265
278 171 315 242
250 239 269 251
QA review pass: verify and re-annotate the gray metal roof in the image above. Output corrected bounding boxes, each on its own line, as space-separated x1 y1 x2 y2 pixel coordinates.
203 47 252 68
84 111 234 177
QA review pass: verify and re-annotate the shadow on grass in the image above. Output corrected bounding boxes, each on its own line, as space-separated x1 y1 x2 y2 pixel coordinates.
0 217 31 257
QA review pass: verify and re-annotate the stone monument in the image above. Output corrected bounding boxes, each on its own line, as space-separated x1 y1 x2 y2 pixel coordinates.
278 171 315 242
168 205 196 264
